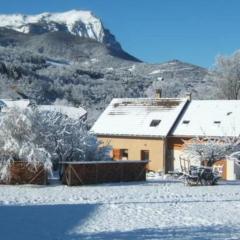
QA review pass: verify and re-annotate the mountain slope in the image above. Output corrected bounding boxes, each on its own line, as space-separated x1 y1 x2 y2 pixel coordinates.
0 10 210 124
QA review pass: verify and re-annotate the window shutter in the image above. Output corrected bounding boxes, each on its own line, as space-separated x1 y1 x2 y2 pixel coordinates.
113 149 121 160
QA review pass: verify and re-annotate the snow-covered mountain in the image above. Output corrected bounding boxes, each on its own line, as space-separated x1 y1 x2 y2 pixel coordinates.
0 10 121 51
0 10 211 124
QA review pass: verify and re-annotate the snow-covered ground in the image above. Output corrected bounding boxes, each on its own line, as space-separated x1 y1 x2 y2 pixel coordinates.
1 179 240 240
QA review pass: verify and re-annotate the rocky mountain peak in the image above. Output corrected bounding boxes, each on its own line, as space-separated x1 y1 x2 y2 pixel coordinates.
0 10 122 51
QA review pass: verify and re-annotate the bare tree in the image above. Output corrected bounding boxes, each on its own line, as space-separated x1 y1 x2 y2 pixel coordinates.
211 51 240 99
183 136 240 167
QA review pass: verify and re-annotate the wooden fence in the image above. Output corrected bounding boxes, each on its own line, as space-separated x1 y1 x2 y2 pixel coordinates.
61 160 148 186
0 161 48 185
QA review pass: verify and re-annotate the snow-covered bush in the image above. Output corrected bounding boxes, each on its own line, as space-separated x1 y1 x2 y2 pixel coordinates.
0 107 52 180
0 106 111 180
183 137 240 166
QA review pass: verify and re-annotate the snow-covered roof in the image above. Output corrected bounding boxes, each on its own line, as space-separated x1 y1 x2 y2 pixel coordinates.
38 105 87 120
172 100 240 137
0 99 30 109
91 98 188 138
0 100 87 120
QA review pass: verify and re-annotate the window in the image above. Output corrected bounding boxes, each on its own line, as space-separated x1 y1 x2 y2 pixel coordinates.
182 120 190 124
113 149 128 160
141 150 149 161
120 149 128 160
150 119 161 127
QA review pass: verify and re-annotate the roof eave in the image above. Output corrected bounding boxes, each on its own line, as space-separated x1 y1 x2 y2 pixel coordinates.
94 133 166 139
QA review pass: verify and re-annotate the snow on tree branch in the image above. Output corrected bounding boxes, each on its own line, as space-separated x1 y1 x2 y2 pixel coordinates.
31 107 112 163
0 107 52 180
182 136 240 166
0 106 111 180
210 51 240 100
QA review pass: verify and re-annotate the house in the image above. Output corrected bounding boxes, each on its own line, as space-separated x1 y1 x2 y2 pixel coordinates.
38 105 87 120
0 99 30 110
92 94 240 180
0 99 87 120
91 96 190 173
169 100 240 180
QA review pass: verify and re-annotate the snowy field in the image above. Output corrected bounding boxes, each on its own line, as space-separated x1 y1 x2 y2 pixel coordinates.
1 179 240 240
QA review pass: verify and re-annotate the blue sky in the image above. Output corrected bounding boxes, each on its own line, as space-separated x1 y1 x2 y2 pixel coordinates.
1 0 240 67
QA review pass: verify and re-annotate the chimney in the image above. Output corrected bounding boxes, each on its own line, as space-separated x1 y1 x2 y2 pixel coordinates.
155 88 162 99
186 92 192 101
